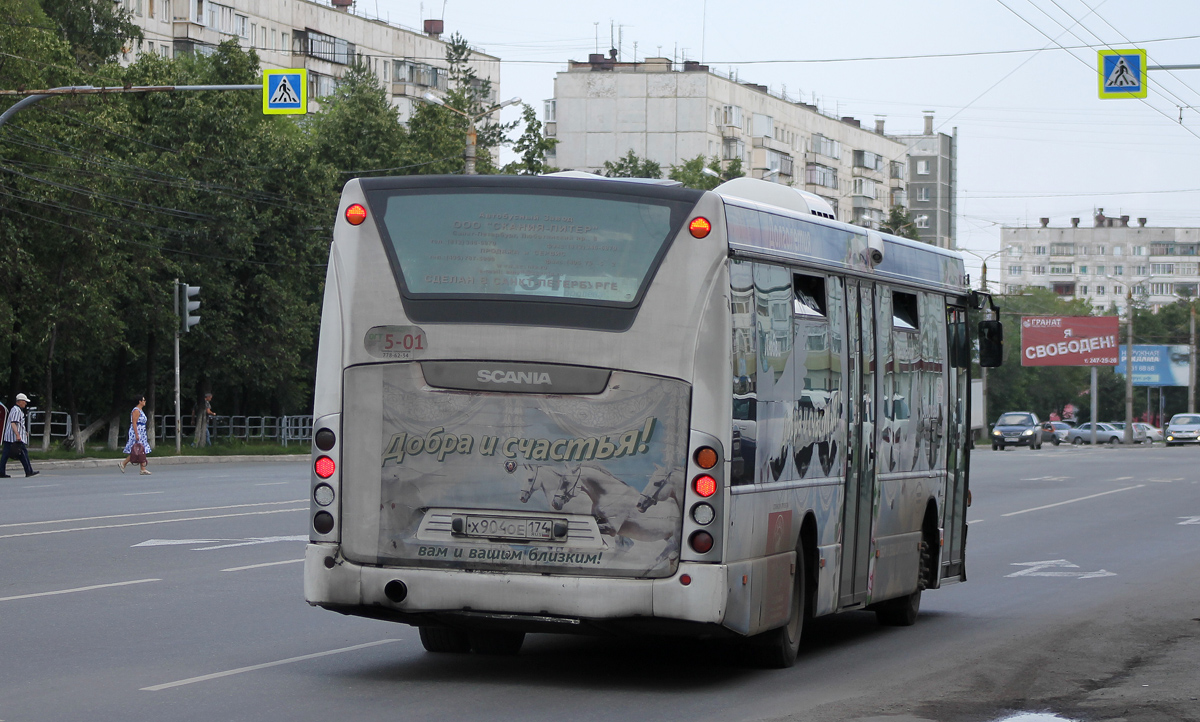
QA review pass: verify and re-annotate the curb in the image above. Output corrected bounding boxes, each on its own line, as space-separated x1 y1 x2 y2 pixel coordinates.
30 454 308 470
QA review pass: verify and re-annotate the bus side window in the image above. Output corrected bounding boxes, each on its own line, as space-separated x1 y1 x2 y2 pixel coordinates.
730 260 757 485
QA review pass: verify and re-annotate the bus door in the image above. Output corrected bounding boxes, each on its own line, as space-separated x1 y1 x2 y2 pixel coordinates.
941 305 971 582
840 281 878 606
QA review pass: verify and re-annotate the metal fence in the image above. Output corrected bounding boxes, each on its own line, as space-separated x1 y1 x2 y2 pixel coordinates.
23 410 311 446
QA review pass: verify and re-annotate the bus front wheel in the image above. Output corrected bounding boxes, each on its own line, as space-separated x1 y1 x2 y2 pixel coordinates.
750 549 806 668
418 625 471 653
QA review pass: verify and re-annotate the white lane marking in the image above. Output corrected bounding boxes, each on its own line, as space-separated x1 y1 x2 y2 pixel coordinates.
22 484 61 488
1114 476 1134 481
124 491 164 496
133 538 234 547
221 559 304 572
193 535 307 550
1179 516 1200 525
0 578 160 603
132 535 307 550
141 640 401 691
254 482 288 486
967 519 984 524
1006 559 1116 578
0 499 306 529
1001 484 1144 517
0 508 305 539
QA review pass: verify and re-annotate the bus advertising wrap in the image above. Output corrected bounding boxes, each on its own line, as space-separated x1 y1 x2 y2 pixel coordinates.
1020 316 1120 367
373 363 690 578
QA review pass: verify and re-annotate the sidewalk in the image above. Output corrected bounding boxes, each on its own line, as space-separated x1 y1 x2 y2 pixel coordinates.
30 454 307 470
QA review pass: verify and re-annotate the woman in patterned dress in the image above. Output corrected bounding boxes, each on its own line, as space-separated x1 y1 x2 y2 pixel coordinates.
119 395 152 475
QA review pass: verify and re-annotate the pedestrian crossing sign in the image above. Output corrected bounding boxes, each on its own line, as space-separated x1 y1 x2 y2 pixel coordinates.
263 69 307 114
1098 49 1147 99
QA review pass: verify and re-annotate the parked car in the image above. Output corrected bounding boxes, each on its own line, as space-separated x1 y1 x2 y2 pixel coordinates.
1107 422 1148 444
1067 422 1123 445
990 411 1043 450
1164 413 1200 446
1047 421 1073 445
1135 423 1163 443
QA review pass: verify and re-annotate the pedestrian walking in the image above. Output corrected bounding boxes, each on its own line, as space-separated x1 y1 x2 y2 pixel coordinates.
199 392 215 446
119 395 153 475
1 393 38 478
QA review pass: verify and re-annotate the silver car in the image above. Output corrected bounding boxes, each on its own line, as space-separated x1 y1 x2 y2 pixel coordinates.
1108 422 1148 444
1165 414 1200 446
1068 422 1123 445
1135 423 1163 443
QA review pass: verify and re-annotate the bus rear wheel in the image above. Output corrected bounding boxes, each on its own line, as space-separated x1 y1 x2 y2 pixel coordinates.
418 625 471 653
469 630 525 655
750 550 806 668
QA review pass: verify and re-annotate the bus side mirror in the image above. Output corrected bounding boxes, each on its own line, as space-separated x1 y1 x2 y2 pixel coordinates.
979 319 1003 367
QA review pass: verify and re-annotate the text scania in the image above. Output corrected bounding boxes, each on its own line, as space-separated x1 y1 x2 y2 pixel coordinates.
381 417 659 465
477 369 553 386
1025 335 1116 359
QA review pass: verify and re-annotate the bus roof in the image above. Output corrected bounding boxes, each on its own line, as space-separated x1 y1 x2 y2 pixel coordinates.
718 193 967 294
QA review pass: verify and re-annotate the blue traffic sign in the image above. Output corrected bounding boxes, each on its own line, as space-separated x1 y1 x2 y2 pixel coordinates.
1098 49 1147 99
263 69 307 115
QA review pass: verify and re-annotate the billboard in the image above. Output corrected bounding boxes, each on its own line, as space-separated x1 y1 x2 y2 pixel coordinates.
1115 345 1192 386
1021 316 1120 367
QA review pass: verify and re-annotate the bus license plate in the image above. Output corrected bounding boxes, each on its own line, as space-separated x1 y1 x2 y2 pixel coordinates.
456 515 554 541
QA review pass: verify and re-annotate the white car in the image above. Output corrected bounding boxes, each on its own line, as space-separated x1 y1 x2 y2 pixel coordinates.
1067 422 1123 445
1165 414 1200 446
1135 423 1163 443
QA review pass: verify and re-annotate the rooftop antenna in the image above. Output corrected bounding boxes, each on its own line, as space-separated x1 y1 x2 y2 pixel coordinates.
701 0 707 63
594 22 599 54
633 41 638 63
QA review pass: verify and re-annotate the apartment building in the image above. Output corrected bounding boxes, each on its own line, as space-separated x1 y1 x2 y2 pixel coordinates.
547 55 911 231
998 211 1200 313
893 114 957 249
118 0 499 123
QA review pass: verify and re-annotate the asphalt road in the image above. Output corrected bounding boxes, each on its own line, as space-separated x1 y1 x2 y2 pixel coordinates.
1 446 1197 722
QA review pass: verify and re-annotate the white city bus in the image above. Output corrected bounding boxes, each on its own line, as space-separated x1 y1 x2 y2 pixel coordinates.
304 174 1000 666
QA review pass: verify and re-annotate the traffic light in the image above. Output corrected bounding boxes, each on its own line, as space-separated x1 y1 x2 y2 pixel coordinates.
179 283 201 333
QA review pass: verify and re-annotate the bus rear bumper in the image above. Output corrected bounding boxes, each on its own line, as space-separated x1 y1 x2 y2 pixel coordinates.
304 543 727 630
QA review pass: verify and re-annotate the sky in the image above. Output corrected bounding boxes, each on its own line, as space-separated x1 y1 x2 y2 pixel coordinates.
363 0 1200 284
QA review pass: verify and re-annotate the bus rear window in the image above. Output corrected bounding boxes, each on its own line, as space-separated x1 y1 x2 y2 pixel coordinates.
369 190 691 305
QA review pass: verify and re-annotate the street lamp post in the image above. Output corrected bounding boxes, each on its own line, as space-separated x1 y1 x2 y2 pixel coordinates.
1106 274 1150 444
422 93 521 175
960 247 1007 435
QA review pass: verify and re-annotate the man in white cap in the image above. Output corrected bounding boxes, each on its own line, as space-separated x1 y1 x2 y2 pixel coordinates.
1 393 38 478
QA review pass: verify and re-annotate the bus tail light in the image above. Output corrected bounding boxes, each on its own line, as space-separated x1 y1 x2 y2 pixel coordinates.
313 511 335 534
694 446 718 469
682 432 726 563
688 216 712 238
315 456 336 479
345 203 368 225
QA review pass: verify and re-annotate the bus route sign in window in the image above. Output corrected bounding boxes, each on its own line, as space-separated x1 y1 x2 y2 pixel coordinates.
370 190 689 305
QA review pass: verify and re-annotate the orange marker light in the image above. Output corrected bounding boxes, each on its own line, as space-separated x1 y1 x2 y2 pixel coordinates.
345 203 368 225
693 474 717 498
688 216 712 238
694 447 718 470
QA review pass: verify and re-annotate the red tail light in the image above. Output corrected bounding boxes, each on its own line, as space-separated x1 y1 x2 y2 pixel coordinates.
689 216 712 238
345 203 367 225
693 474 717 498
689 531 714 553
315 456 336 479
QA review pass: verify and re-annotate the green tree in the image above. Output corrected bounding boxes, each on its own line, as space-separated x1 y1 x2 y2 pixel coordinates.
409 32 515 175
40 0 142 71
668 155 743 188
880 205 919 240
501 103 557 175
603 149 661 179
308 62 409 176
